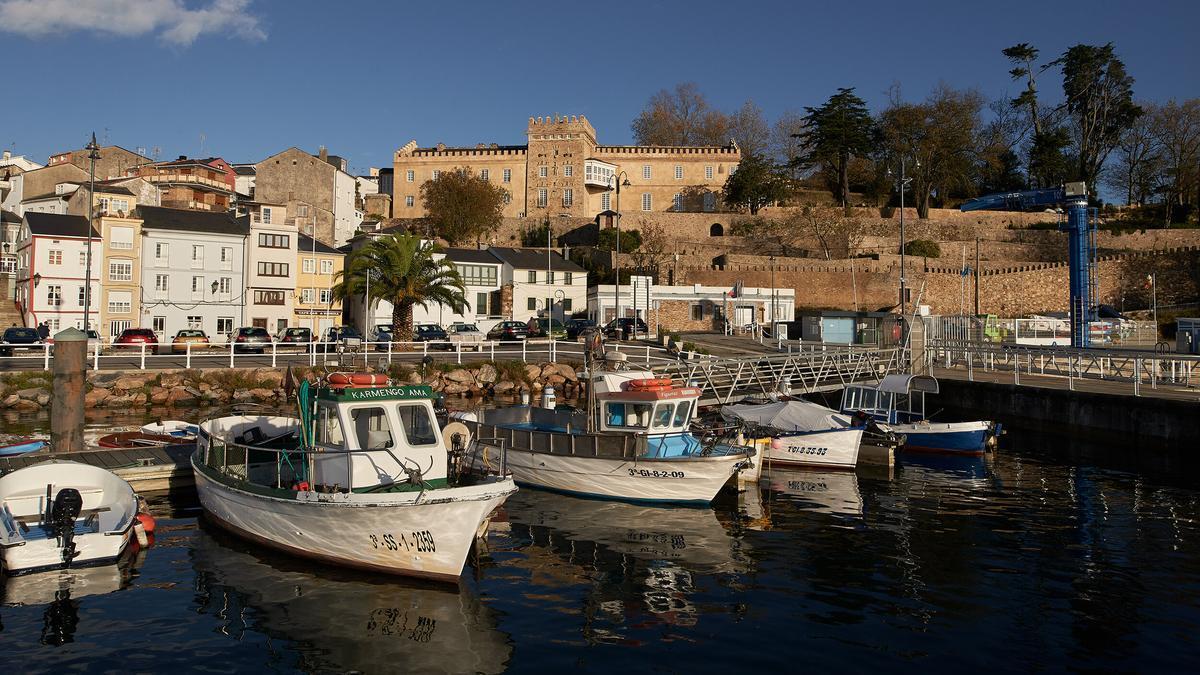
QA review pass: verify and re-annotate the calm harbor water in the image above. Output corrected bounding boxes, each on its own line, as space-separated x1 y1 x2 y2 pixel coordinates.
2 421 1199 672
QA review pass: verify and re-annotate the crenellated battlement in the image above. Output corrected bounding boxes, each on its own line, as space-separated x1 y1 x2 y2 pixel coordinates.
526 114 597 143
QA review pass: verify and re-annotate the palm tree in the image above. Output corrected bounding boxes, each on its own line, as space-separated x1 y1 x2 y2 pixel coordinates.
332 233 467 343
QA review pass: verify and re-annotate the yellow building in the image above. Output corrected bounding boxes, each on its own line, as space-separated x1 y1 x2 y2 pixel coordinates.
392 114 739 220
295 233 344 335
78 184 145 339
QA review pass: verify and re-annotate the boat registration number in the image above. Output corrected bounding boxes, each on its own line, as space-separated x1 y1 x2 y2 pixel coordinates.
369 530 437 554
628 469 686 479
784 445 829 456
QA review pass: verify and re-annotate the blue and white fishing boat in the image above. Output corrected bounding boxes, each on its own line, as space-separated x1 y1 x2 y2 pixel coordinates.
459 351 756 504
840 375 1000 455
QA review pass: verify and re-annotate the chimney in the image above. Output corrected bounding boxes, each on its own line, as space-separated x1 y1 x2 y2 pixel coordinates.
318 146 328 162
2 150 10 160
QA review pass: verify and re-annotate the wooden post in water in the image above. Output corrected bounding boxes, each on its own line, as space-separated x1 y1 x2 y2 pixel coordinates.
50 327 87 453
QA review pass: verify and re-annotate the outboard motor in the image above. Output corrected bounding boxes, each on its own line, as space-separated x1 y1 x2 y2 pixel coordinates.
50 487 84 566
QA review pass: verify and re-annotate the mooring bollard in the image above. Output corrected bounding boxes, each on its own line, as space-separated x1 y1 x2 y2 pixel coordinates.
50 327 87 453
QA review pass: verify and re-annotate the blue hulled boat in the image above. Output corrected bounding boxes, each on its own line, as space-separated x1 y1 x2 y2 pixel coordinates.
840 375 1000 456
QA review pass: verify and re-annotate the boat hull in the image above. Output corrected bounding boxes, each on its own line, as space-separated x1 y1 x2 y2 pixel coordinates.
897 421 994 455
759 428 864 470
191 454 516 583
471 445 750 505
0 440 46 457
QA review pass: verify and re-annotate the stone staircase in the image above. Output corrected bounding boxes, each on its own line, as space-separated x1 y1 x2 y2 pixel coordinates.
0 274 23 327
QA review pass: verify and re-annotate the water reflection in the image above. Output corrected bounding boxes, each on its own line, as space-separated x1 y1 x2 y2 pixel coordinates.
762 467 865 517
189 525 512 674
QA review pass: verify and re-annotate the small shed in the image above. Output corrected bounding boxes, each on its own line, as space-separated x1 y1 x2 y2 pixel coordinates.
1177 318 1200 355
792 310 903 346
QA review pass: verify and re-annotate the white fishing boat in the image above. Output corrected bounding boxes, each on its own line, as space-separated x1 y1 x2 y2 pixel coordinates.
192 372 517 583
0 460 139 576
722 399 864 470
841 375 1001 455
460 351 755 504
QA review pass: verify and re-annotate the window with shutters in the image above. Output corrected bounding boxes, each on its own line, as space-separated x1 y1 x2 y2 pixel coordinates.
642 193 652 211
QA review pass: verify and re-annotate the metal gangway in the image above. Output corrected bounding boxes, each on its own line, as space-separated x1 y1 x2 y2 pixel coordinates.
657 345 906 405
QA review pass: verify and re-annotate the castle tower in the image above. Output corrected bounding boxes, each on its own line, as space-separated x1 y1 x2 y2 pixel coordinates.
525 115 598 219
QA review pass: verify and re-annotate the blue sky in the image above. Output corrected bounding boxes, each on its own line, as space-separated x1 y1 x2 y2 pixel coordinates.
3 0 1198 175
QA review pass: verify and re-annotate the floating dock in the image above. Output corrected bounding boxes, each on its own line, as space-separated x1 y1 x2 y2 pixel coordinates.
0 443 195 496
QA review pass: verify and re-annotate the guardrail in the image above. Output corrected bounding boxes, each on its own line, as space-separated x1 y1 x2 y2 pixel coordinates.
0 339 684 372
924 339 1200 397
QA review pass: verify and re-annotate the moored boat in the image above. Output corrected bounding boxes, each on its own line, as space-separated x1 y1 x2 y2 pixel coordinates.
192 372 517 583
721 399 864 470
0 460 139 576
459 351 755 504
840 375 1000 455
97 431 183 448
140 420 198 438
0 440 47 457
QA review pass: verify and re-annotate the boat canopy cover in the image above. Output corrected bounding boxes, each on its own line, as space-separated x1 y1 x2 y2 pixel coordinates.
721 400 847 432
877 374 939 395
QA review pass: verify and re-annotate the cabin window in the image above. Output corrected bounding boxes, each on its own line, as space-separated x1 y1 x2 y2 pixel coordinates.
605 402 652 429
317 406 344 446
672 401 692 427
351 407 393 450
397 404 438 446
652 403 674 429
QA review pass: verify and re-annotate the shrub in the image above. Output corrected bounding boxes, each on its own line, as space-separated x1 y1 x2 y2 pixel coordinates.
903 239 941 258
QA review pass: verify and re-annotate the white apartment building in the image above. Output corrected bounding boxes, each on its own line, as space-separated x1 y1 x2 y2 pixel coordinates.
138 206 249 343
14 213 101 331
409 248 506 330
244 202 297 332
490 248 588 323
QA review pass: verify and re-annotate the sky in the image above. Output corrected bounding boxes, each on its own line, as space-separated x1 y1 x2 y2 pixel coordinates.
3 0 1199 176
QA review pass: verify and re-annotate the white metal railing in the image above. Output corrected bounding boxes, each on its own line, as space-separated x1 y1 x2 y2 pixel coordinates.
924 339 1200 397
0 338 684 372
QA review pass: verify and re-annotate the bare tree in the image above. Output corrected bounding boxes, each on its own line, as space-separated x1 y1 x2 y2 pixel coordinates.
770 110 807 176
1105 103 1162 206
727 99 770 156
795 206 864 260
631 82 731 146
1151 99 1200 223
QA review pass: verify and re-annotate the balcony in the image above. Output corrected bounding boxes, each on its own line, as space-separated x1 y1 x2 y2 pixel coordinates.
583 159 618 189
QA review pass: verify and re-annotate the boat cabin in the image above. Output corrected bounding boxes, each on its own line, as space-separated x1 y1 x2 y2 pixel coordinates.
199 378 449 493
840 374 939 425
310 382 448 490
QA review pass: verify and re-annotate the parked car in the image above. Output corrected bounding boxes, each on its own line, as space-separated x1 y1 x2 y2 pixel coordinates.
486 321 529 342
413 323 450 349
565 318 595 340
602 317 649 340
112 327 159 354
171 329 211 354
276 326 312 350
448 323 486 350
232 326 273 354
369 325 394 351
317 326 363 353
46 329 102 355
527 317 567 339
0 327 42 356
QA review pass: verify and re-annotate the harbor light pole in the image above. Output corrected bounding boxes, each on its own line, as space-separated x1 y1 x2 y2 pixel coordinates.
83 134 100 332
769 254 776 326
890 157 917 317
608 172 631 326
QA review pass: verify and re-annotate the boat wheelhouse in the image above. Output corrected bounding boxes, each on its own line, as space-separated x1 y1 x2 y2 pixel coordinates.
192 374 517 583
840 374 999 455
460 353 755 504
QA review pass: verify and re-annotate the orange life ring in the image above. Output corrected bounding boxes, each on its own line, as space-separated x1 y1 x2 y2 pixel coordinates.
328 372 389 387
628 377 672 389
328 372 353 385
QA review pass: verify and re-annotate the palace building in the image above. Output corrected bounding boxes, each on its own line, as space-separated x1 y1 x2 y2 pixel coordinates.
391 115 740 220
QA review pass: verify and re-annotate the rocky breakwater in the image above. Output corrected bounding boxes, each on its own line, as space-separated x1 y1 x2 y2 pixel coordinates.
0 361 582 412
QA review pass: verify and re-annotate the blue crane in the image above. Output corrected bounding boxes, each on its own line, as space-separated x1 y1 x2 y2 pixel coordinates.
960 182 1096 347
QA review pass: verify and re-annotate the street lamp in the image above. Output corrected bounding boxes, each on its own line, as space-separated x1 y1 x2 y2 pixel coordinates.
888 157 918 316
83 133 100 331
769 255 776 326
607 171 631 328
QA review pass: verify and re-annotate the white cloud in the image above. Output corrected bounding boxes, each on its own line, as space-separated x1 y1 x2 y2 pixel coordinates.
0 0 266 46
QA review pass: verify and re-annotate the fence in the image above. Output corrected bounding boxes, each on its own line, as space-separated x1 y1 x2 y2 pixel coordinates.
0 339 687 373
924 339 1200 397
923 315 1160 348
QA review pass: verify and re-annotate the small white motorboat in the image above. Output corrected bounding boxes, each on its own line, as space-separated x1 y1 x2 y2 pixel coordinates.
193 372 517 583
140 420 198 438
0 460 139 576
722 399 864 470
